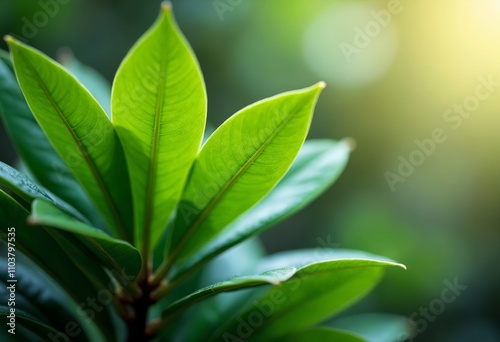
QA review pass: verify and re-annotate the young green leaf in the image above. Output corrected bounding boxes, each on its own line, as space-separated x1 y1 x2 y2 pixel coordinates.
210 257 405 341
29 199 142 285
0 190 116 338
154 268 296 332
5 37 133 240
0 60 105 228
165 83 325 277
58 49 112 116
169 139 350 281
279 327 366 342
112 3 206 255
330 313 413 342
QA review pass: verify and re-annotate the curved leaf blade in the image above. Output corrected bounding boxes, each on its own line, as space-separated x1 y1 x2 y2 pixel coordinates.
112 4 206 254
170 139 350 280
0 306 65 340
29 199 142 283
6 37 133 240
156 268 295 332
170 83 325 267
210 255 405 341
0 60 104 229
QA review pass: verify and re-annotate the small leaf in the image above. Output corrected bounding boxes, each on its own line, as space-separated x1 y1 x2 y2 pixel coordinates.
0 60 104 228
169 83 325 268
330 313 413 342
29 199 142 284
278 327 366 342
6 37 133 240
112 3 206 254
170 139 350 281
58 49 112 116
210 254 405 341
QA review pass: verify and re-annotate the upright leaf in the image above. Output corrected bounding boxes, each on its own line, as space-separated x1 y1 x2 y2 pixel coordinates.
170 139 350 281
112 3 206 254
168 83 325 271
0 59 105 229
6 37 133 240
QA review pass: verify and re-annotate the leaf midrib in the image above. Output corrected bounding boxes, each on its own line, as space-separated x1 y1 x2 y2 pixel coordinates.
141 48 169 256
20 54 126 239
175 104 304 257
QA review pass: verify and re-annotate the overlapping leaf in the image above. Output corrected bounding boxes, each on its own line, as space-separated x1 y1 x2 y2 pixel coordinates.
0 59 104 228
6 37 133 239
210 254 405 341
169 139 350 280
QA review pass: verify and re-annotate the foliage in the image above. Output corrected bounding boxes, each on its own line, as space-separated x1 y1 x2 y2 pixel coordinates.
0 2 408 341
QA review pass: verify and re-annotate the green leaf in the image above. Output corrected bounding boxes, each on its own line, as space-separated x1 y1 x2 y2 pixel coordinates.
170 139 350 281
169 82 325 270
6 37 133 240
0 161 89 223
156 268 296 332
112 3 206 254
210 255 405 341
330 314 413 342
278 327 366 342
58 49 112 116
0 59 105 229
0 190 116 338
29 198 142 285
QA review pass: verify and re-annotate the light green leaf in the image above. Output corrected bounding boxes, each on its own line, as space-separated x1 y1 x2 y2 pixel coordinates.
210 255 405 341
59 49 112 116
0 190 116 338
29 199 142 285
0 60 104 229
278 327 366 342
168 82 325 270
156 267 295 332
6 37 133 240
112 4 206 254
330 314 413 342
170 139 350 281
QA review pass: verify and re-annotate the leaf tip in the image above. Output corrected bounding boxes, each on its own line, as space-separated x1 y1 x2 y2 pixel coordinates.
341 137 357 152
318 81 327 89
161 1 172 13
26 215 39 226
3 35 14 46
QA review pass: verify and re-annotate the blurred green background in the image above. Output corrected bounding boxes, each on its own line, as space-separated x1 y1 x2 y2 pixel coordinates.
1 0 500 340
